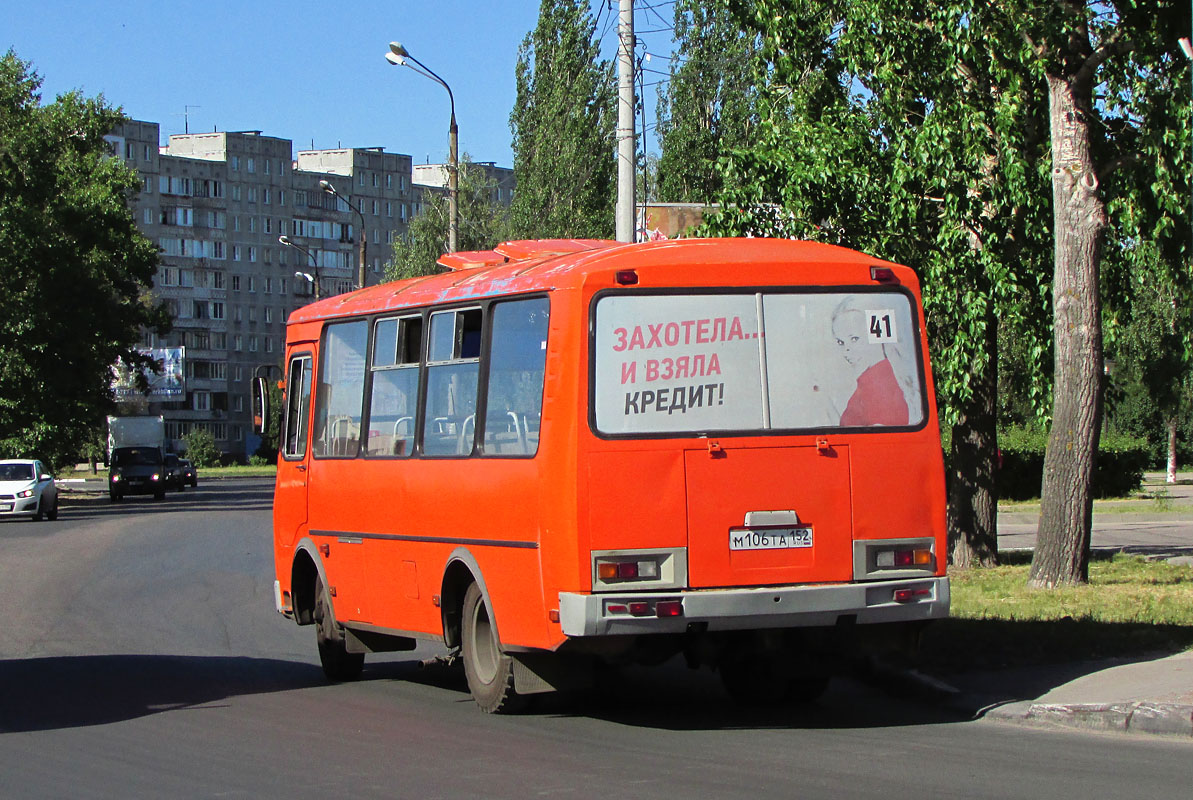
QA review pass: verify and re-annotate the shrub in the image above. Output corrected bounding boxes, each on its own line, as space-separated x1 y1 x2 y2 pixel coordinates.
248 454 273 466
182 427 221 468
994 427 1149 500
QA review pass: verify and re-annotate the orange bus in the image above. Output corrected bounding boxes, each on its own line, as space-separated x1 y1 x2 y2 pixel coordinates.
263 238 949 712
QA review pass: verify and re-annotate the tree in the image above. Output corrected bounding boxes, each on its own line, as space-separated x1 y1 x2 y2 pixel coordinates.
182 427 220 468
655 0 758 203
704 1 1054 568
385 156 510 280
508 0 615 239
1017 1 1190 587
0 52 168 468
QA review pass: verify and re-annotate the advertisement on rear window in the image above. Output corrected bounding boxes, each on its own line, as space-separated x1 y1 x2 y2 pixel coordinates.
593 292 924 435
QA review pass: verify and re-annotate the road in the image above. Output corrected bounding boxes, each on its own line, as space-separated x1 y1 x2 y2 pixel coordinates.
1 479 1189 799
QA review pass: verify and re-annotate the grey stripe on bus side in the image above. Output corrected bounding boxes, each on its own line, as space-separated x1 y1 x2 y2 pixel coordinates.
310 530 539 549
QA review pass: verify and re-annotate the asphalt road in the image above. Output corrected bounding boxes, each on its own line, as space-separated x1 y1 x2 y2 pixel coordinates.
1 479 1189 799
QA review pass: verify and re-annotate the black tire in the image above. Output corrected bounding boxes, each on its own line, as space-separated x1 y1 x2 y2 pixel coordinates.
31 497 43 522
176 481 185 493
46 496 58 521
109 491 121 503
154 490 165 500
314 574 364 682
461 582 526 714
719 656 831 707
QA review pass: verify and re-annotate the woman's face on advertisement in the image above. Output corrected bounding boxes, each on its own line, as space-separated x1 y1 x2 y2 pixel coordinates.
832 309 882 372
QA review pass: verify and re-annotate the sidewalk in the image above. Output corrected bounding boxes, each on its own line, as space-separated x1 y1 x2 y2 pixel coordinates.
953 475 1193 738
945 651 1193 738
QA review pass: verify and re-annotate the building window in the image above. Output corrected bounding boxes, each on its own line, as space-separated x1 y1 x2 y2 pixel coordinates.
212 271 225 289
143 176 152 193
280 278 287 294
264 188 271 205
248 246 257 263
231 275 241 291
213 333 227 350
249 336 259 352
231 155 240 171
212 241 225 259
248 276 256 292
249 216 256 233
264 159 271 175
211 302 225 320
265 307 273 323
234 395 245 412
232 245 241 262
385 173 392 188
193 391 211 411
265 337 274 353
234 335 243 351
264 218 272 234
247 187 257 203
247 157 255 173
235 366 243 381
386 201 392 217
231 185 241 201
279 190 286 207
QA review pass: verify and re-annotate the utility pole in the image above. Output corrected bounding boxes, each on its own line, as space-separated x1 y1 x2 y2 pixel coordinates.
615 0 636 243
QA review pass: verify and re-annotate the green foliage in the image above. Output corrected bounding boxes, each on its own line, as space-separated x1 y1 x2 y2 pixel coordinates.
508 0 615 239
704 1 1055 431
655 0 759 202
248 454 272 467
385 156 509 280
995 427 1149 500
182 427 220 468
0 52 168 468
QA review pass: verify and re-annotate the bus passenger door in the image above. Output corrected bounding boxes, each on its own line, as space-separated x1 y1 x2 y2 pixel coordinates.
275 353 314 552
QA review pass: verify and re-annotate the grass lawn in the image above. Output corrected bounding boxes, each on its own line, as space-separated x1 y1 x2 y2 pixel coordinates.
921 554 1193 673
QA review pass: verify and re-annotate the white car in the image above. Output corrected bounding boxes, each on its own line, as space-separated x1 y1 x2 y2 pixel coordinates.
0 459 59 521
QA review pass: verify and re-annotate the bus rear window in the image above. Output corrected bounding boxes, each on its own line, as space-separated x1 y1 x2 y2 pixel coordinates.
593 291 925 435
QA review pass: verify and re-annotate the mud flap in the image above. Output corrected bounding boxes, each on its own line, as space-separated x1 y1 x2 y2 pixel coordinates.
511 652 595 695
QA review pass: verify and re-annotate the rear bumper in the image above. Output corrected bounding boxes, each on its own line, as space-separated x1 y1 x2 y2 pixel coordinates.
558 577 949 637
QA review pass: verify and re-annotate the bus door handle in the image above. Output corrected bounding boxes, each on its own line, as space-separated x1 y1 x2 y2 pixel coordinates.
295 464 307 472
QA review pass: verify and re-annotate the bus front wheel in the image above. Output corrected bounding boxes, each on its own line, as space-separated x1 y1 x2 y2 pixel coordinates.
461 582 525 714
314 574 364 682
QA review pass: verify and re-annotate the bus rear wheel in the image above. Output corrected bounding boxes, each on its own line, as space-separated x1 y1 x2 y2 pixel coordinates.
461 582 525 714
314 574 364 682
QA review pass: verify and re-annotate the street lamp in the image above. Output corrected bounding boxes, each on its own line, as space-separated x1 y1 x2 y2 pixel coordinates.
279 234 321 300
319 179 367 291
385 40 458 253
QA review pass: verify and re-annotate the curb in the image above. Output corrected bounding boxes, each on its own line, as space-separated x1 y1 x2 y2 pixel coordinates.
986 701 1193 738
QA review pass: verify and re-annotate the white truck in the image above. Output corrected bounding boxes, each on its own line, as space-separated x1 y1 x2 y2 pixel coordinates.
107 415 165 458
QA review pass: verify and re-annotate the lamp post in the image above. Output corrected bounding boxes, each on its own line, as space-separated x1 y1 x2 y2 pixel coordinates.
385 41 458 253
279 234 321 300
319 179 367 290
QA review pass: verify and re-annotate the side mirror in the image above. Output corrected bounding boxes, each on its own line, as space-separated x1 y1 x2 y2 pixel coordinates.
252 376 270 435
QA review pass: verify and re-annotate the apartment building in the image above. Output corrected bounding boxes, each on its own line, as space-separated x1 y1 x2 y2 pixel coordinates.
106 120 414 459
412 161 515 210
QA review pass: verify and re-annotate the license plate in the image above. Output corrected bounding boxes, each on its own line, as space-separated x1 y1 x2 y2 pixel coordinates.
729 526 813 551
0 504 11 512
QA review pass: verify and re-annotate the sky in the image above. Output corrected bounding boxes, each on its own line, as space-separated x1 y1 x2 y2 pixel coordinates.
3 0 678 168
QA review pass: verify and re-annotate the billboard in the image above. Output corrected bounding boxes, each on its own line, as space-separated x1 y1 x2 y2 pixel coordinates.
113 347 186 400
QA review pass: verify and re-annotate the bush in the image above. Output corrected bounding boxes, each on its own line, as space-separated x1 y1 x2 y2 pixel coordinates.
995 427 1149 500
182 428 221 468
248 454 273 466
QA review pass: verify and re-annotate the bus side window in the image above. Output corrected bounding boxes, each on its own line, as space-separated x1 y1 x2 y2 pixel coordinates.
283 355 312 458
483 297 549 456
313 320 368 458
366 315 422 457
423 308 481 456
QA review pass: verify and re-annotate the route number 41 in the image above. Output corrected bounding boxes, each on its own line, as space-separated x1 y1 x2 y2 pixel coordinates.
866 310 898 344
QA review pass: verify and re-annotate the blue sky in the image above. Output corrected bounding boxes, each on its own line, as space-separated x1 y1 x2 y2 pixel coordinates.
3 0 677 168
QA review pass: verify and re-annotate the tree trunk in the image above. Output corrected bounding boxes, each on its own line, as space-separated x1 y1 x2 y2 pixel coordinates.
1167 417 1178 484
1029 73 1105 589
947 307 999 568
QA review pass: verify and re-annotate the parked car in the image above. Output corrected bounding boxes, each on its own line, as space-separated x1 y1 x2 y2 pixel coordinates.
162 453 186 492
0 459 58 521
109 446 166 501
179 458 198 487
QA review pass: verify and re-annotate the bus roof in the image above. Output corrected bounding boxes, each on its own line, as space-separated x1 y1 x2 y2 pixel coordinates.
286 238 902 326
